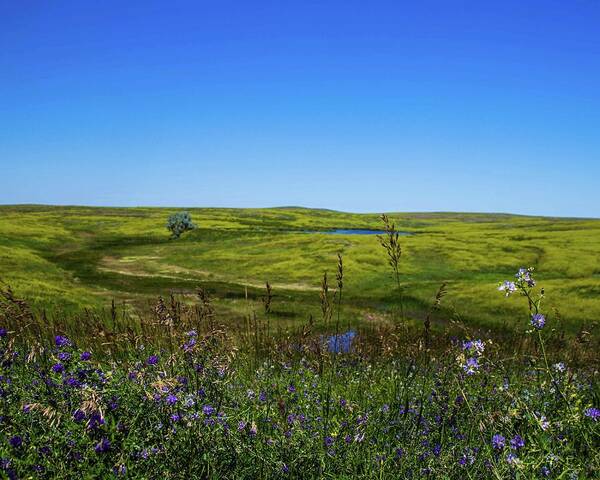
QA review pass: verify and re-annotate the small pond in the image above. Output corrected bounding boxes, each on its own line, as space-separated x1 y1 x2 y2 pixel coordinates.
305 229 412 235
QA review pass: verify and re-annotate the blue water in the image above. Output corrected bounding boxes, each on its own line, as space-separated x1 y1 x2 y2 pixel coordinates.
307 229 412 235
323 330 357 353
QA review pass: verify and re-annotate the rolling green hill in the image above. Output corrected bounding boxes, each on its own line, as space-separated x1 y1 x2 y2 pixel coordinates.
1 205 599 334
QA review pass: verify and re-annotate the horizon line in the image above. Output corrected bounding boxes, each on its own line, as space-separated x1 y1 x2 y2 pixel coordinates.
1 203 598 221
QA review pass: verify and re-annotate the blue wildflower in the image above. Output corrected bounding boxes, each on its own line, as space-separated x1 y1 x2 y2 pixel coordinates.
553 362 566 373
463 357 479 375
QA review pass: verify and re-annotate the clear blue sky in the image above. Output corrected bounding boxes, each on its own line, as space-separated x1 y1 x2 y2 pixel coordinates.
1 1 599 217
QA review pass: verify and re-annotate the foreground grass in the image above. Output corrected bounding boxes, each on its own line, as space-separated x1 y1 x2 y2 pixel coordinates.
1 321 598 478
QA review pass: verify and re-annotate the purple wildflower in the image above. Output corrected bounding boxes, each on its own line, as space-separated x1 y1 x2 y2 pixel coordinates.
9 436 22 448
516 267 536 287
492 434 505 450
51 363 64 373
540 466 551 477
80 351 92 361
57 352 71 362
108 397 119 410
182 337 196 352
0 328 7 337
73 410 86 422
39 446 51 456
463 339 485 362
94 437 110 453
324 436 334 447
510 434 525 450
584 407 600 421
113 464 127 476
553 362 566 373
55 335 71 347
202 405 215 416
165 394 178 406
531 314 545 330
498 281 517 296
146 355 159 366
87 412 105 430
463 357 479 375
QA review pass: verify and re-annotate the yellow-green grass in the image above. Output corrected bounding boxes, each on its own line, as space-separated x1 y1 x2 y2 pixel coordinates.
1 205 599 335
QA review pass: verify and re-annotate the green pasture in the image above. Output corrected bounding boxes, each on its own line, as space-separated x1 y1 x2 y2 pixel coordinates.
0 205 599 335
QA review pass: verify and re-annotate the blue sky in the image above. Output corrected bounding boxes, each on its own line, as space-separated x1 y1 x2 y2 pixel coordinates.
1 1 599 217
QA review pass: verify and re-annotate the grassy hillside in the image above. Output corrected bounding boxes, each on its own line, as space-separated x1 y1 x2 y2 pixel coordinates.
1 205 599 334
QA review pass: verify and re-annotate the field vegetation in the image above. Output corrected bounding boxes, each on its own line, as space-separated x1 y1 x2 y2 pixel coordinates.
0 205 599 478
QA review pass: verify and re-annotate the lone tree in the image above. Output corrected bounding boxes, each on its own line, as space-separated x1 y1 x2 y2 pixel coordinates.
166 211 196 239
